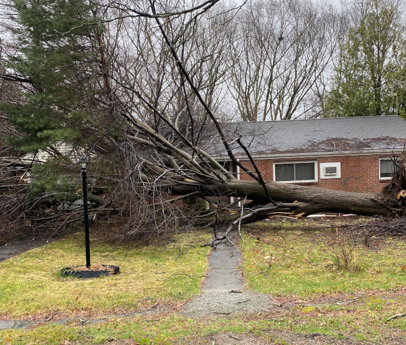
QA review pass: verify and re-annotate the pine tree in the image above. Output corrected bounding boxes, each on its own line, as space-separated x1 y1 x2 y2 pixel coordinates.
1 0 104 152
326 0 406 117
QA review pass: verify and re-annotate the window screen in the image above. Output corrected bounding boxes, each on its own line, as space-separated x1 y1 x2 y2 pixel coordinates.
275 164 294 181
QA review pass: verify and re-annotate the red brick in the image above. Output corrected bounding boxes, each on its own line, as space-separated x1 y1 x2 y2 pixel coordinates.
233 154 391 194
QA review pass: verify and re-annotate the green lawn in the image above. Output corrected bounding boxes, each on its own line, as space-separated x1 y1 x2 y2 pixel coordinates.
2 219 406 344
0 231 210 319
240 220 406 297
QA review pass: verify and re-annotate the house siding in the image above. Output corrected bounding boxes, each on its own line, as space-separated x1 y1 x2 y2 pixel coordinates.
234 154 391 194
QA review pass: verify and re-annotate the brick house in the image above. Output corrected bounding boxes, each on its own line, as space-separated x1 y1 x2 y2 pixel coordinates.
206 116 406 194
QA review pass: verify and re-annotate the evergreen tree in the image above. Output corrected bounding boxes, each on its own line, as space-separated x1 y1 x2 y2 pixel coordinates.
326 0 406 117
0 0 105 153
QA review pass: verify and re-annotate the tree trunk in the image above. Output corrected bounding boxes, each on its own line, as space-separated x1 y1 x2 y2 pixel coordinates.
172 179 392 217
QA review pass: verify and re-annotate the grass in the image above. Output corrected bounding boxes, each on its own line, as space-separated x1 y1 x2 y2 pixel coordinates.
0 231 211 319
2 218 406 344
274 294 406 342
240 219 406 297
2 302 406 345
0 314 290 345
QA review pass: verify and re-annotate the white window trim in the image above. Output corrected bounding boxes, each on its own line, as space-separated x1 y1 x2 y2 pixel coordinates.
320 162 341 179
273 161 318 183
379 158 395 180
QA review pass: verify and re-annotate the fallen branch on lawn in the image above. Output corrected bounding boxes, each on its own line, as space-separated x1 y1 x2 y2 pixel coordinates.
386 313 406 322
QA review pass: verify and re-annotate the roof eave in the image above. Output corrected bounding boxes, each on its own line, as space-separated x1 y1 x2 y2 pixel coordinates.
212 148 405 161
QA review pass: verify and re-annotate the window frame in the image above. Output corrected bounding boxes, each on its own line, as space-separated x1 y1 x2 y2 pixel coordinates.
379 158 397 180
273 161 318 183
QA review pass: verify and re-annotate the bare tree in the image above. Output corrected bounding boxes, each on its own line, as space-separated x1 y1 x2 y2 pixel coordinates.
226 0 346 121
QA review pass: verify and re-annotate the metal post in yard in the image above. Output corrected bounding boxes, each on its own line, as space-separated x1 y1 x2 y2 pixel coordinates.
79 156 91 268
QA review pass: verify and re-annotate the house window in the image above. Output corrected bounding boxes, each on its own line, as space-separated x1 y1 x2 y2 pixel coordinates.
274 162 317 182
220 161 230 172
379 159 398 179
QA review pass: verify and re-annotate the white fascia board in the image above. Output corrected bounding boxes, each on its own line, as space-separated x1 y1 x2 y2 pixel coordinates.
212 149 404 161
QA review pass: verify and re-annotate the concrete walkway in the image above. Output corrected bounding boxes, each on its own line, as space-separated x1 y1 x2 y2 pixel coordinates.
181 231 276 317
0 238 50 263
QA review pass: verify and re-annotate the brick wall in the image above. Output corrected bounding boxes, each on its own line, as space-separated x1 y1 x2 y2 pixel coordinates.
233 154 391 194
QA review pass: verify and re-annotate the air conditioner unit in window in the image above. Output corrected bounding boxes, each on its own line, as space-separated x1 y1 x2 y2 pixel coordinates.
323 166 337 176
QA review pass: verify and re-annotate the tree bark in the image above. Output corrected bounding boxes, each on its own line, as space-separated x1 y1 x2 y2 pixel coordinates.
172 179 391 217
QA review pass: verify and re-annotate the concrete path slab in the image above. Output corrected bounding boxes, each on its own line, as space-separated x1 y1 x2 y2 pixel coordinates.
0 238 50 263
0 320 33 330
181 232 276 317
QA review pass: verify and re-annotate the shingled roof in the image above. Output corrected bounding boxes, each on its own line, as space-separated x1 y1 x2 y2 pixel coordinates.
204 115 406 158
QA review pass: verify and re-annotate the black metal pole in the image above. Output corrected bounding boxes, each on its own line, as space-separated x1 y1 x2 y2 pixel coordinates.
81 167 91 268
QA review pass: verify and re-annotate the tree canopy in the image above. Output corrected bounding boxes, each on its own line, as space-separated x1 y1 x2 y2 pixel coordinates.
1 0 109 153
326 0 406 118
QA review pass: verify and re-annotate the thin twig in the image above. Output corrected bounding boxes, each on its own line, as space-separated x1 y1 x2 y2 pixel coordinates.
176 244 195 260
386 313 406 322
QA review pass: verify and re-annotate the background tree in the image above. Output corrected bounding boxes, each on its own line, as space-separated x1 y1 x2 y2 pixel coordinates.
226 0 345 121
0 0 115 154
0 0 124 231
326 0 406 117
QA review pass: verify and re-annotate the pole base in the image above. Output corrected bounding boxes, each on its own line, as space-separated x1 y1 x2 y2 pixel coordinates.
60 265 119 279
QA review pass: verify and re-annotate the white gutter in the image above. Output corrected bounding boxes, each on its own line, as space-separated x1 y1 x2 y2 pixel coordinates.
213 148 405 161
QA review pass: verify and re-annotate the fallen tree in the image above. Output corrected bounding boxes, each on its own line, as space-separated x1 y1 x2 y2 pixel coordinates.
171 179 393 217
0 0 405 244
